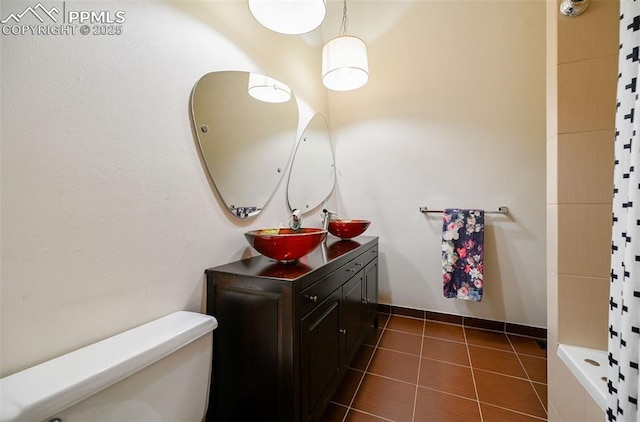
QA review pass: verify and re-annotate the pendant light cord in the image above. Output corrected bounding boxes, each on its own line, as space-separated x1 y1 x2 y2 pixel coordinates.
339 0 348 36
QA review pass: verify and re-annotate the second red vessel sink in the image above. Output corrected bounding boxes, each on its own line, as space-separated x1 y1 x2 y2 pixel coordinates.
327 219 371 239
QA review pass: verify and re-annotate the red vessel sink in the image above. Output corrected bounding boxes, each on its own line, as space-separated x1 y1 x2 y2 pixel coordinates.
244 228 327 262
327 219 371 239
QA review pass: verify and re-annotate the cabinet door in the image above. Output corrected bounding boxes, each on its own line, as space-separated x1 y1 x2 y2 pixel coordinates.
342 271 365 364
364 259 379 328
209 284 291 422
301 289 342 422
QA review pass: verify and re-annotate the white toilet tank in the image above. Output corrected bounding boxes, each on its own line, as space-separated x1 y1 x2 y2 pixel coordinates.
0 311 218 422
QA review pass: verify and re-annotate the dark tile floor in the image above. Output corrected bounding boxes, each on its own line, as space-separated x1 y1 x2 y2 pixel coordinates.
320 313 547 422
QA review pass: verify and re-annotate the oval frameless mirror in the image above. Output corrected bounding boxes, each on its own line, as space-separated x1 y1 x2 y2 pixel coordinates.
287 113 335 212
191 71 298 218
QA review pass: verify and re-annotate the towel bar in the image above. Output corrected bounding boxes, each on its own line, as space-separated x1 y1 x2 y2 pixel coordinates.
419 206 509 215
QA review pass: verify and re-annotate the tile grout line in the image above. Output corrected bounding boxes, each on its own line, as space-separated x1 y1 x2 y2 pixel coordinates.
410 318 426 422
360 357 540 388
416 354 471 369
418 384 483 403
374 345 425 358
483 402 548 421
341 314 390 422
472 367 537 383
463 326 484 422
466 340 546 356
357 371 418 387
346 408 395 422
506 334 548 416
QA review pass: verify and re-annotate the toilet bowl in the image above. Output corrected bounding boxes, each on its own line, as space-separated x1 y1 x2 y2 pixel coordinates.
0 311 217 422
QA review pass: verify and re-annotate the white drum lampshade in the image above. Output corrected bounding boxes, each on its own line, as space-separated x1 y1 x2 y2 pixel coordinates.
248 73 291 103
248 0 326 35
322 35 369 91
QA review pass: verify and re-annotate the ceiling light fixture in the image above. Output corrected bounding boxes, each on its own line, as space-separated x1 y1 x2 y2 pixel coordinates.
560 0 590 17
321 0 368 91
248 0 326 35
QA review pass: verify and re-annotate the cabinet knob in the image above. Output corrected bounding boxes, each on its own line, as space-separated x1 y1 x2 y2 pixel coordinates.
361 298 369 304
346 268 356 273
354 262 363 266
308 295 318 302
339 329 347 334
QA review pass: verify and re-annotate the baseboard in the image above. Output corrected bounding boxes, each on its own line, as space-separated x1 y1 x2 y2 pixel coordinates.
378 303 546 339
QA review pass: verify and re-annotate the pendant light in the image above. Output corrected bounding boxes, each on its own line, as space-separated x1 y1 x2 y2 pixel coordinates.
248 73 291 103
248 0 326 35
321 0 368 91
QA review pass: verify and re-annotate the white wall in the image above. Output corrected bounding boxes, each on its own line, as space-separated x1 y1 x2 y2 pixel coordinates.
0 0 329 376
328 0 547 327
1 0 547 378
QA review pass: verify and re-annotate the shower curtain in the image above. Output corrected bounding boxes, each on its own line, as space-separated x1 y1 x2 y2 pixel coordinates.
606 2 640 420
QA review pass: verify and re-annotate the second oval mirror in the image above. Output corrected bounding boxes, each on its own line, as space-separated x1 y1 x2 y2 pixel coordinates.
191 71 298 218
287 113 335 212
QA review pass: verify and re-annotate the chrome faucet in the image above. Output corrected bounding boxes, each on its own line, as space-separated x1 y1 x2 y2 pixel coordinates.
321 209 338 231
289 209 302 230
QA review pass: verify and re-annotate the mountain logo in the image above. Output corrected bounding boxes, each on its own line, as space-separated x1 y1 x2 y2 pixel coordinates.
1 3 60 24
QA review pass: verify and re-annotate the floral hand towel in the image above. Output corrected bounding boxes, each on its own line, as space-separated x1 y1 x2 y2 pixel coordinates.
442 209 484 301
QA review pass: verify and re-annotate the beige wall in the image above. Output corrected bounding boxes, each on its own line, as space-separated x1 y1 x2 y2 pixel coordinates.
328 0 547 327
546 0 619 420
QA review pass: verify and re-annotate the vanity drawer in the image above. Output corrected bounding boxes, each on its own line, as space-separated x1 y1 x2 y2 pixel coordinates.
300 261 362 317
360 245 378 266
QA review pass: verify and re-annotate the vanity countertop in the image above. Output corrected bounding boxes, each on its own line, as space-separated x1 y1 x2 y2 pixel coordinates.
205 235 378 282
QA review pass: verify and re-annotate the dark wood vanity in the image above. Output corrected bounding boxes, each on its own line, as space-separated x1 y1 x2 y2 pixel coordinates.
205 236 379 422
